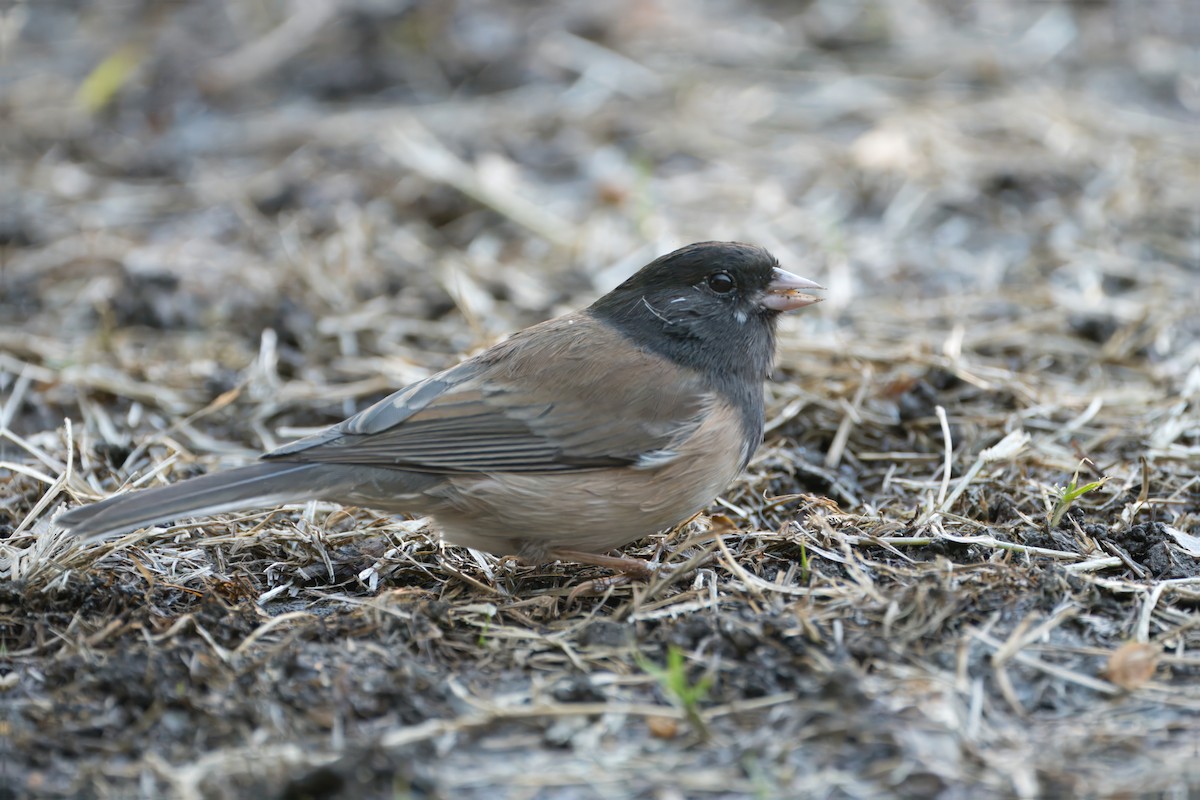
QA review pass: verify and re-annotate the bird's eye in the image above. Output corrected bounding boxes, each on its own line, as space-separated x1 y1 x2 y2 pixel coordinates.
706 271 736 294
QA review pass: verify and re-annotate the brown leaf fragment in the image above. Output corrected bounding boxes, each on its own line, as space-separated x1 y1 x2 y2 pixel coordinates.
647 716 680 739
1103 642 1160 690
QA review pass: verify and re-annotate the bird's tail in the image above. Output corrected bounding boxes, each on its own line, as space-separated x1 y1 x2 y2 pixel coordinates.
54 462 338 541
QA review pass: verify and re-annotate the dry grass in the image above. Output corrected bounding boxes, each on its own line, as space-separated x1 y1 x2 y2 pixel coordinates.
2 1 1198 798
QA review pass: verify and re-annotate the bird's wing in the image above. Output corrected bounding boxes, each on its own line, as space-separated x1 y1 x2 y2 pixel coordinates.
263 314 712 474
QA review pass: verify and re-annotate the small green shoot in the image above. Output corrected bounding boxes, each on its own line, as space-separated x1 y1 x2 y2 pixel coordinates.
636 645 713 738
1049 464 1108 528
76 46 143 114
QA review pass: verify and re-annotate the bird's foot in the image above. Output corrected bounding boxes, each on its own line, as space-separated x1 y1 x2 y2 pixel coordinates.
546 548 659 600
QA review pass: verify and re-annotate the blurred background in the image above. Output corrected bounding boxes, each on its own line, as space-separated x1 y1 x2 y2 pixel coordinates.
4 1 1195 413
3 1 1199 797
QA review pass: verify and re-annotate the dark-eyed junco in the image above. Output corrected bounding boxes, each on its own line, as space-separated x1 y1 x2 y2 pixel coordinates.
55 242 822 570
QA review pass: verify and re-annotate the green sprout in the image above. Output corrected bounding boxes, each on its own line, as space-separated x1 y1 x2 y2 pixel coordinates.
1049 465 1108 528
636 645 713 738
76 46 143 114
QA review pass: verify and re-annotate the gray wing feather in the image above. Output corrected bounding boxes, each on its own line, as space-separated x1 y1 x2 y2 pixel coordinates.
262 316 712 475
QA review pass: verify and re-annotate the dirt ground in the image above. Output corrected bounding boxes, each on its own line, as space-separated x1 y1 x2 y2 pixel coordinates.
2 1 1198 798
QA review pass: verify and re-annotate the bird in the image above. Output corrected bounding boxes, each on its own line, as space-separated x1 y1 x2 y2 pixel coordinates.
54 242 822 573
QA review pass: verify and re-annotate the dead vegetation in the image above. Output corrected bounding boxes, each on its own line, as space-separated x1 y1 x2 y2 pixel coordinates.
2 1 1198 797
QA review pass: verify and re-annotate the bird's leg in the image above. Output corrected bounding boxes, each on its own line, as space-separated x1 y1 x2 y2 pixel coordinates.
547 548 665 600
547 548 658 581
512 542 659 597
